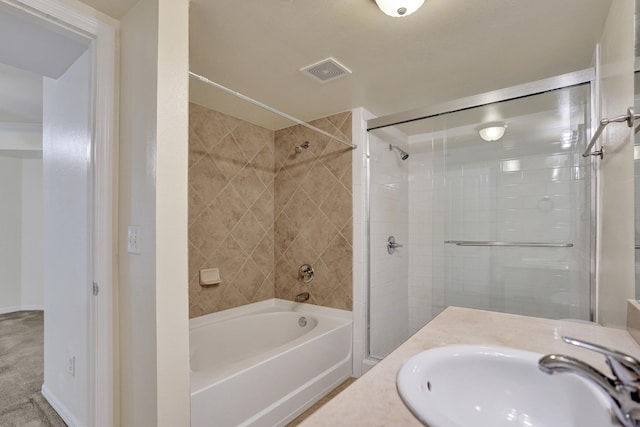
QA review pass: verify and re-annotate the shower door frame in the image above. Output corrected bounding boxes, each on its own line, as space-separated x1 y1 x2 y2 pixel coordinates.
364 68 598 362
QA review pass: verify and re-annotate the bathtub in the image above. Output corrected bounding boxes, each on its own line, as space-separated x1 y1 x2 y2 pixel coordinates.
190 298 353 427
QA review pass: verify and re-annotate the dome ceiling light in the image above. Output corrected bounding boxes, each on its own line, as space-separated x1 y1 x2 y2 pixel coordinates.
375 0 425 17
478 123 507 142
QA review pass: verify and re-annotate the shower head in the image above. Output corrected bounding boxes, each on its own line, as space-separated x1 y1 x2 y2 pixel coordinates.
294 141 310 154
389 144 409 160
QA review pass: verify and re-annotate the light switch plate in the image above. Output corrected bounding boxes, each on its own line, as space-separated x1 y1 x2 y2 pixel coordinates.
127 226 141 254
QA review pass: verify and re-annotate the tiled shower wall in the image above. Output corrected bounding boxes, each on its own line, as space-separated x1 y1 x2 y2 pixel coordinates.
407 149 441 335
188 103 353 317
368 133 409 358
273 112 353 311
188 103 275 318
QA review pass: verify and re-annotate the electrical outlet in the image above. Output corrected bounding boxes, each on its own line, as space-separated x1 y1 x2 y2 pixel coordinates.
127 226 141 254
68 356 75 376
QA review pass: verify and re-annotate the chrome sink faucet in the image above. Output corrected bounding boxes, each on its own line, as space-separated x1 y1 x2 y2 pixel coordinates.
539 336 640 427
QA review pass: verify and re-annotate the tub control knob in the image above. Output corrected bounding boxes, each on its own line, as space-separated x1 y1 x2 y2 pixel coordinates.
298 264 314 283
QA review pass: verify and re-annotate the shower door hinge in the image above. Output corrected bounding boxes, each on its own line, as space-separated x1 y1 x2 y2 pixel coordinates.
92 282 99 296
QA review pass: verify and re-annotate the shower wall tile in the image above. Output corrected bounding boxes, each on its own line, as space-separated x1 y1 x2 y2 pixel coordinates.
273 112 353 311
421 143 592 321
368 132 409 357
188 103 275 318
408 150 435 334
189 104 353 317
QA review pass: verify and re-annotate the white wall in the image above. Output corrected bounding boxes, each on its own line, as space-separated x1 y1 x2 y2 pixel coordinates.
119 1 159 423
21 158 44 309
368 132 409 358
43 48 91 426
156 0 190 424
0 155 43 314
596 0 635 328
0 156 23 311
119 0 190 425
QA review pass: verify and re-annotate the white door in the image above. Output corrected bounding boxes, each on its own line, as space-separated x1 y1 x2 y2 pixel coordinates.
42 48 92 426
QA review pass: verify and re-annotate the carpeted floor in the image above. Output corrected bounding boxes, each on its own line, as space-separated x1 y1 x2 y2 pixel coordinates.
0 311 67 426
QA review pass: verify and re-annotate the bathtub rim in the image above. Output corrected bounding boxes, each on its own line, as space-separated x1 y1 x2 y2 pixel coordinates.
189 298 352 330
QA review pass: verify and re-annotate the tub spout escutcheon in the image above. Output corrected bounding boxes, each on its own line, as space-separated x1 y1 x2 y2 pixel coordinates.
295 292 310 303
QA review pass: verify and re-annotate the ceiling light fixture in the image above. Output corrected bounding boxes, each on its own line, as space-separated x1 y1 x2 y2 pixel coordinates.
375 0 425 17
478 123 507 142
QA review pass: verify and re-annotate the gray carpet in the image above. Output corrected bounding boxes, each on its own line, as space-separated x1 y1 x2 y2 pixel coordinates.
0 311 67 426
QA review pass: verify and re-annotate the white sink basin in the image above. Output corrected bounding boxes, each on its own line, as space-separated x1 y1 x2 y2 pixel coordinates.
396 345 614 427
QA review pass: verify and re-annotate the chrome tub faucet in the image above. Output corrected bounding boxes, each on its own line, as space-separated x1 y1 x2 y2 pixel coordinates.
539 336 640 427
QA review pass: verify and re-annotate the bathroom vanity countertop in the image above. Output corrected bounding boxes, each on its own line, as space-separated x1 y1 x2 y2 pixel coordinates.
299 306 640 427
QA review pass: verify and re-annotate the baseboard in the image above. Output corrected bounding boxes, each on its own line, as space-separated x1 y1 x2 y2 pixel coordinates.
0 306 21 315
41 384 82 427
21 305 44 311
0 305 44 314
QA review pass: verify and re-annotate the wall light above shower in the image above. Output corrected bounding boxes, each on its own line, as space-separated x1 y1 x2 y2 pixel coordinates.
478 123 507 142
389 144 409 160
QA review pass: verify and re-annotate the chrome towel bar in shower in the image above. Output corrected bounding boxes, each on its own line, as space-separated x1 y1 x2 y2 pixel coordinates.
582 106 640 159
445 240 574 248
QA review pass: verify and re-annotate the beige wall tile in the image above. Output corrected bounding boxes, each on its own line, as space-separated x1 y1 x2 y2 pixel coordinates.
189 103 276 317
274 169 299 211
300 210 338 257
250 189 274 231
320 184 352 231
213 134 248 180
212 185 248 232
235 259 268 301
274 111 353 311
232 166 265 207
189 103 233 151
189 104 352 316
231 211 266 255
190 154 228 204
321 234 352 284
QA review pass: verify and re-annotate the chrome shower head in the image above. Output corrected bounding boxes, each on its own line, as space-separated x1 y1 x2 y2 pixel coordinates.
294 141 310 154
389 144 409 160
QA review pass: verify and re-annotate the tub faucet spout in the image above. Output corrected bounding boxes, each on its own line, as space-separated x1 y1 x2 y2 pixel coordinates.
538 336 640 427
295 292 310 303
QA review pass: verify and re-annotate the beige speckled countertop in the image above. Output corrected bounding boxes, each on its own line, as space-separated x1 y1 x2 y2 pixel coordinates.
300 306 640 427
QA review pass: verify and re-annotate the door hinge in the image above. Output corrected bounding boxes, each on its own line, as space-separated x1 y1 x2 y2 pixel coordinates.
92 282 99 296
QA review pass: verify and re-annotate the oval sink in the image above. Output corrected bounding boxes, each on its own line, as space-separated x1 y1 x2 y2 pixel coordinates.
396 345 614 427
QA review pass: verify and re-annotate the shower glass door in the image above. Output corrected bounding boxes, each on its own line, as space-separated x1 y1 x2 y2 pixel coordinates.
368 83 593 359
437 84 592 321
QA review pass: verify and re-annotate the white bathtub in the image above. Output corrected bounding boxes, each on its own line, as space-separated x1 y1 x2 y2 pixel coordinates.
190 298 353 427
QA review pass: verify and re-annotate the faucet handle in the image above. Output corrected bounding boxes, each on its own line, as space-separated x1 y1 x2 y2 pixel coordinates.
562 336 640 384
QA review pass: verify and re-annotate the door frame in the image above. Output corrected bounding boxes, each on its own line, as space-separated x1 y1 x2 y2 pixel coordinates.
0 1 118 425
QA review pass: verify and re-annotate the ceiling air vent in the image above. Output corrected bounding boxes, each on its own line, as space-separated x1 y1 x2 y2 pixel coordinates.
300 57 352 83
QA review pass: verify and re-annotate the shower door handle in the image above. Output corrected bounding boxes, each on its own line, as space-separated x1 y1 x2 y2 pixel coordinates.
387 236 403 254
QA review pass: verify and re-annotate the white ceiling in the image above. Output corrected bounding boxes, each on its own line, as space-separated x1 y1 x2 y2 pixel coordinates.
189 0 612 130
79 0 612 130
0 3 90 79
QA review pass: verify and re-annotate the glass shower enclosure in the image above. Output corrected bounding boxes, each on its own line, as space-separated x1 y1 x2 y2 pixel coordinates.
367 83 593 359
